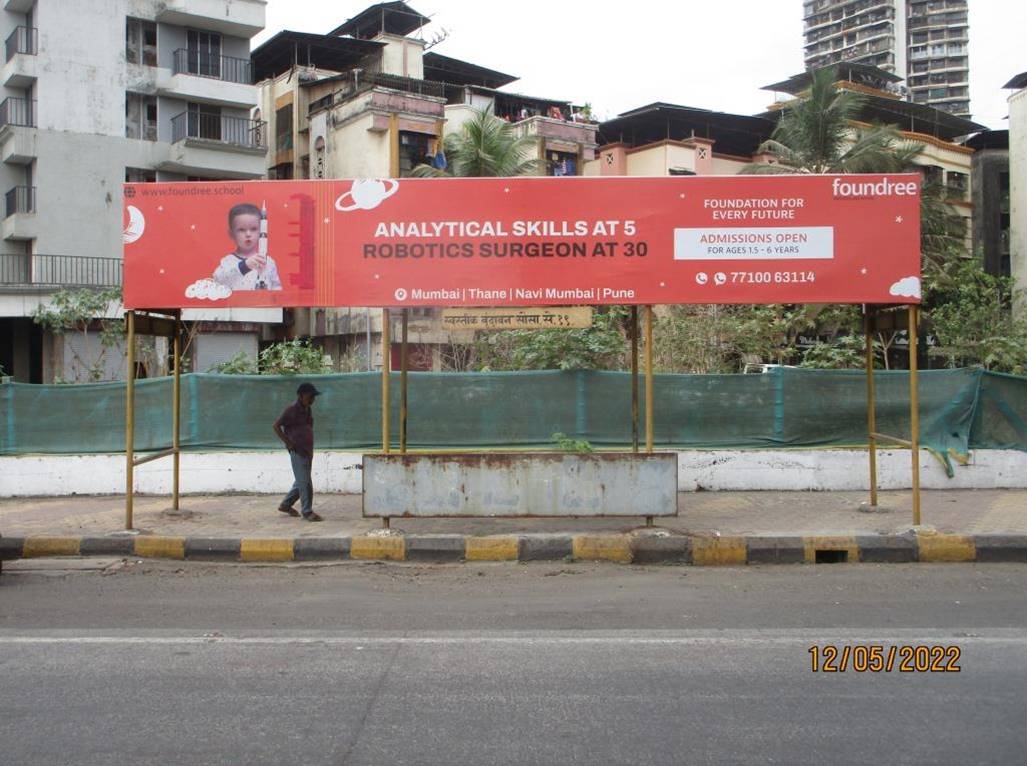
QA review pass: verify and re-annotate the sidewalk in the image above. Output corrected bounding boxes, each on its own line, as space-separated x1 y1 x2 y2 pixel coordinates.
2 488 1025 538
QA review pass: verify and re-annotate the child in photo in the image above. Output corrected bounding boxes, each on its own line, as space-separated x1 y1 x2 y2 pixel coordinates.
213 202 282 291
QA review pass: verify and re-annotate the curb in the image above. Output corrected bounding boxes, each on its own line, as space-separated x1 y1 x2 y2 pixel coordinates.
2 532 1027 566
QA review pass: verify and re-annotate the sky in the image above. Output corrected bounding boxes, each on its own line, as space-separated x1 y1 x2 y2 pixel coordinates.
255 0 1027 131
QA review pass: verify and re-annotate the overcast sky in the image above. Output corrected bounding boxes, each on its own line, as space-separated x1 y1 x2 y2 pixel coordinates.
255 0 1026 131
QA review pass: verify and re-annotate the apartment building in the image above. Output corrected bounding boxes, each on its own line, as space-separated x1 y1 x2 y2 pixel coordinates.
1007 72 1027 311
0 0 269 382
803 0 970 117
252 1 597 371
585 64 982 255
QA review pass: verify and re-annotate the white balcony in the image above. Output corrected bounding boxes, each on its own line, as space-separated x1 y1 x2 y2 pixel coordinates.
2 27 37 88
156 69 257 110
4 0 34 11
0 124 36 164
156 0 266 39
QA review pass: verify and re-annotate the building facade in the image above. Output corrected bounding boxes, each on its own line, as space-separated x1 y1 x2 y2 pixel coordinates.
803 0 970 117
1007 72 1027 313
0 0 270 382
966 130 1009 278
251 2 597 371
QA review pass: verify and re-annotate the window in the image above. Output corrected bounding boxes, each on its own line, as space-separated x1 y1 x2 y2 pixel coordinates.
187 29 221 78
126 18 157 67
398 131 432 177
188 102 221 141
125 167 156 183
546 149 577 177
269 163 294 180
125 92 157 141
275 103 293 153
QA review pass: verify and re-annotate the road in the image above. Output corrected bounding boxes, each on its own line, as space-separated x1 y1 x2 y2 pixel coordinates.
2 561 1026 765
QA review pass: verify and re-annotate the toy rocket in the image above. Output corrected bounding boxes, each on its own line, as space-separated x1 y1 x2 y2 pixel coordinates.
256 200 268 289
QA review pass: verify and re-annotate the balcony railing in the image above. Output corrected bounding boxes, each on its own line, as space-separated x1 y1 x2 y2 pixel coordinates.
5 26 37 61
0 253 122 287
170 111 266 149
172 49 253 85
5 185 34 217
0 96 35 127
309 71 446 114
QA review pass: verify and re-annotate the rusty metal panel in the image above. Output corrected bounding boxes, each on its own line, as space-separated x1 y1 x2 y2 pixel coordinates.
362 453 678 518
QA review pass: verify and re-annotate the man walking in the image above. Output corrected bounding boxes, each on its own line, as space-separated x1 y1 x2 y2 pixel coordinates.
273 382 323 522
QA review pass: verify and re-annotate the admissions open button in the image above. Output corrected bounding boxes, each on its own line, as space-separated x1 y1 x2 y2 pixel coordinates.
674 226 834 261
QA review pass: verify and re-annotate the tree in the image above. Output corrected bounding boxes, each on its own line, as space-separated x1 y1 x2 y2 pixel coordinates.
411 106 543 178
743 67 921 175
32 287 127 382
928 261 1027 374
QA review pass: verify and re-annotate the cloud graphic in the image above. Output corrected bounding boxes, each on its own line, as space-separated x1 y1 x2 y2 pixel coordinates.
185 279 232 301
889 276 921 299
335 179 399 211
123 205 145 244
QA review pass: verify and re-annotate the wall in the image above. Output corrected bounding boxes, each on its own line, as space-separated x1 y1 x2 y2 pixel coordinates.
2 449 1026 497
326 115 391 179
1010 86 1027 311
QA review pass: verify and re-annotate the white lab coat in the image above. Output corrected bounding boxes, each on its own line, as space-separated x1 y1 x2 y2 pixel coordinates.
212 254 282 291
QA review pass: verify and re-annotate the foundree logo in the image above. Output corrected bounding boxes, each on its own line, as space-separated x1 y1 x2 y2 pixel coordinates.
831 177 919 199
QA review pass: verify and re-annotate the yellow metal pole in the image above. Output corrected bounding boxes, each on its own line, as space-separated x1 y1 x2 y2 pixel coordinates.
644 305 654 454
171 311 181 510
400 308 408 454
125 310 136 530
864 308 878 507
909 305 921 526
381 307 391 454
631 306 639 453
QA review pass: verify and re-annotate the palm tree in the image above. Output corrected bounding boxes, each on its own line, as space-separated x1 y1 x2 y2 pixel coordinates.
743 66 921 175
411 106 543 178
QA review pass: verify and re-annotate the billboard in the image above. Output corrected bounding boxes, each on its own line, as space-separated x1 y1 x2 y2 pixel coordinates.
122 174 922 309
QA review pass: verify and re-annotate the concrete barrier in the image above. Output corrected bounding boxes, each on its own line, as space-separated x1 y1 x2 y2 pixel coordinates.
362 453 678 518
2 449 1026 498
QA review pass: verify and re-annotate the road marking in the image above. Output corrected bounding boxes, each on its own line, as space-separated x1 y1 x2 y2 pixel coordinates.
0 632 1025 646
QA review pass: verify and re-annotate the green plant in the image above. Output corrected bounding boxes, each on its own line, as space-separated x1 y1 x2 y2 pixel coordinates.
207 349 257 374
208 339 332 375
411 107 543 178
927 261 1027 374
32 287 126 382
552 432 594 453
799 334 876 369
474 307 628 371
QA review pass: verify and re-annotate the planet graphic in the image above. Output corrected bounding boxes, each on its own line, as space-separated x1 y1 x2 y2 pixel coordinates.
335 179 399 212
123 205 145 244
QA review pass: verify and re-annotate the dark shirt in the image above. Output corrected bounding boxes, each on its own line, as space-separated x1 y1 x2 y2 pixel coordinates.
275 401 314 458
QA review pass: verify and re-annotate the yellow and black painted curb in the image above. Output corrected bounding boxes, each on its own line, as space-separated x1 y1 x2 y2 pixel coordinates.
2 532 1026 566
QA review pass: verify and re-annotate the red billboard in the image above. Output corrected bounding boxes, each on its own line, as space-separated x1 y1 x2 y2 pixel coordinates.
122 174 922 309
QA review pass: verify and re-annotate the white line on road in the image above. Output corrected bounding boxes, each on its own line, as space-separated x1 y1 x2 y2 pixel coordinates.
1 631 1025 646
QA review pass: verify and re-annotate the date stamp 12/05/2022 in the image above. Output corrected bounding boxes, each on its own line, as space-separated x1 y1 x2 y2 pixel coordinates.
809 645 962 673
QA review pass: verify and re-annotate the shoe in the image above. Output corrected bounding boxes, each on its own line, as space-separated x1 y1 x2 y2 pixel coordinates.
278 506 300 517
302 512 324 522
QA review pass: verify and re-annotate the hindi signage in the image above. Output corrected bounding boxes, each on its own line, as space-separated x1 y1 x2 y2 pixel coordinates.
440 306 593 331
122 174 922 309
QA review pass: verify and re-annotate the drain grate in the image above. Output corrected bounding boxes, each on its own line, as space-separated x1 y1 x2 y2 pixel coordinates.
815 549 849 564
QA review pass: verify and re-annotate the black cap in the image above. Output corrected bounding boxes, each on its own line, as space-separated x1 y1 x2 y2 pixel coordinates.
297 382 321 397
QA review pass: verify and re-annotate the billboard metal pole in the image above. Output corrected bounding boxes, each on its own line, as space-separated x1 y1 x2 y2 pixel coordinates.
381 308 390 454
909 305 921 526
631 306 639 453
644 305 654 454
864 307 878 507
171 310 181 510
400 308 408 454
124 310 136 531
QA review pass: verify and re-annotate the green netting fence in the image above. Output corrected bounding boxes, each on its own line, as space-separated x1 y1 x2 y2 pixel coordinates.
2 368 1025 475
